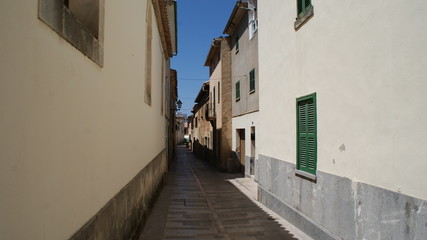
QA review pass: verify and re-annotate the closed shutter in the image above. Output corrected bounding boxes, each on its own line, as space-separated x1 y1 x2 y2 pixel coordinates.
249 69 255 92
305 0 312 9
297 0 312 16
236 81 240 101
297 93 317 174
297 0 303 15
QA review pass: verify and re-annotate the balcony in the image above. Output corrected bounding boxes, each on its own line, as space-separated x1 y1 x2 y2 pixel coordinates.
207 102 216 121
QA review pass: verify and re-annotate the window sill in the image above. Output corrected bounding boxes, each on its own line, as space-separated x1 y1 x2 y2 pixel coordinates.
249 90 255 94
235 50 239 54
38 0 104 67
294 5 314 31
295 169 317 182
236 98 240 102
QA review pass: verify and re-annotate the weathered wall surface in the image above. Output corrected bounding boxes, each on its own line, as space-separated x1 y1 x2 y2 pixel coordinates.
257 0 427 238
258 155 427 240
0 0 169 239
219 38 233 169
229 8 259 175
231 12 259 116
258 0 427 203
210 54 222 129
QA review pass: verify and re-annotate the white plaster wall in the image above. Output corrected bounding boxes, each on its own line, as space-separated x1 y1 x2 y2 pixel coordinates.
0 0 168 239
210 60 222 129
232 112 259 159
231 15 259 116
258 0 427 200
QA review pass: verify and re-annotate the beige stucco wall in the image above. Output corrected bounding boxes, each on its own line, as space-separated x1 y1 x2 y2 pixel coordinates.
0 0 168 239
231 13 259 116
210 60 222 129
193 103 212 148
258 0 427 200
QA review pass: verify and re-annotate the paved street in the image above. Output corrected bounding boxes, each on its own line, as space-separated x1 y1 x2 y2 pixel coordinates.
138 147 299 240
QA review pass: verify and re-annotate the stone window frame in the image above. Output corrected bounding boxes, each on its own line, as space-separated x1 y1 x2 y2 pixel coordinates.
38 0 105 67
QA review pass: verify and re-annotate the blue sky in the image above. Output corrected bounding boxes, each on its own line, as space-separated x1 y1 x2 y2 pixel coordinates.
171 0 236 116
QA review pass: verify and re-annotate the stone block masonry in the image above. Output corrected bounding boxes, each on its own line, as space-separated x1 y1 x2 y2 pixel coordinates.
219 37 233 171
258 154 427 240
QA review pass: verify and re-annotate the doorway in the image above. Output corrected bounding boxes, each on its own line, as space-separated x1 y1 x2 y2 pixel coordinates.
237 129 246 168
250 127 255 176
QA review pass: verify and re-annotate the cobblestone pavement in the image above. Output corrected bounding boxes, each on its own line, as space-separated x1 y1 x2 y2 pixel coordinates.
138 147 299 240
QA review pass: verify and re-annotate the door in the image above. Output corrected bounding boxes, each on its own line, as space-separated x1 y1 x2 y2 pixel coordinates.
250 127 255 176
238 129 245 166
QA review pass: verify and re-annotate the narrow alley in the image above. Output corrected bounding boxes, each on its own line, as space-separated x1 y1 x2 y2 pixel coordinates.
138 147 302 240
2 1 427 239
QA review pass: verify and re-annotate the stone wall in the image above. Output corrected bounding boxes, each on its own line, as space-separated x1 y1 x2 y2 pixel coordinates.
258 154 427 240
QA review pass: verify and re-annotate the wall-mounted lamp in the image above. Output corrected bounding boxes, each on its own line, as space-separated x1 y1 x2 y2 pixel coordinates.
176 99 182 111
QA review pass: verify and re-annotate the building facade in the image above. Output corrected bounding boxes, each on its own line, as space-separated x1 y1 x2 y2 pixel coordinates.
257 0 427 239
205 37 233 171
168 69 178 163
191 82 213 162
175 113 186 145
0 0 177 239
225 0 259 177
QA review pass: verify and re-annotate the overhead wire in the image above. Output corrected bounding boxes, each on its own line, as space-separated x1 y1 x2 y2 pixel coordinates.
177 75 247 81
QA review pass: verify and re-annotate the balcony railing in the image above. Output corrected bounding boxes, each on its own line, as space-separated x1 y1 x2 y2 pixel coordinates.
207 102 216 120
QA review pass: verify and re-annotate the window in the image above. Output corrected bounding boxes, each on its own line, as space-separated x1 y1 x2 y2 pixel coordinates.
296 93 317 176
213 87 216 113
248 9 258 40
249 69 255 93
235 35 239 53
236 81 240 101
218 82 220 103
297 0 311 16
65 0 100 38
38 0 104 66
295 0 314 30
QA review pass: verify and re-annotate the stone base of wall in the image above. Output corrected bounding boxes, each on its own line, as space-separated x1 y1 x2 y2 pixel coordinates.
69 150 167 240
244 156 256 177
258 154 427 240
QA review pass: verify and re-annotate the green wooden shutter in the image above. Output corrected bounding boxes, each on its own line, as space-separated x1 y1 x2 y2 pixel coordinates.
297 0 312 16
305 0 312 9
249 69 255 92
236 81 240 101
297 93 317 175
297 0 303 15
